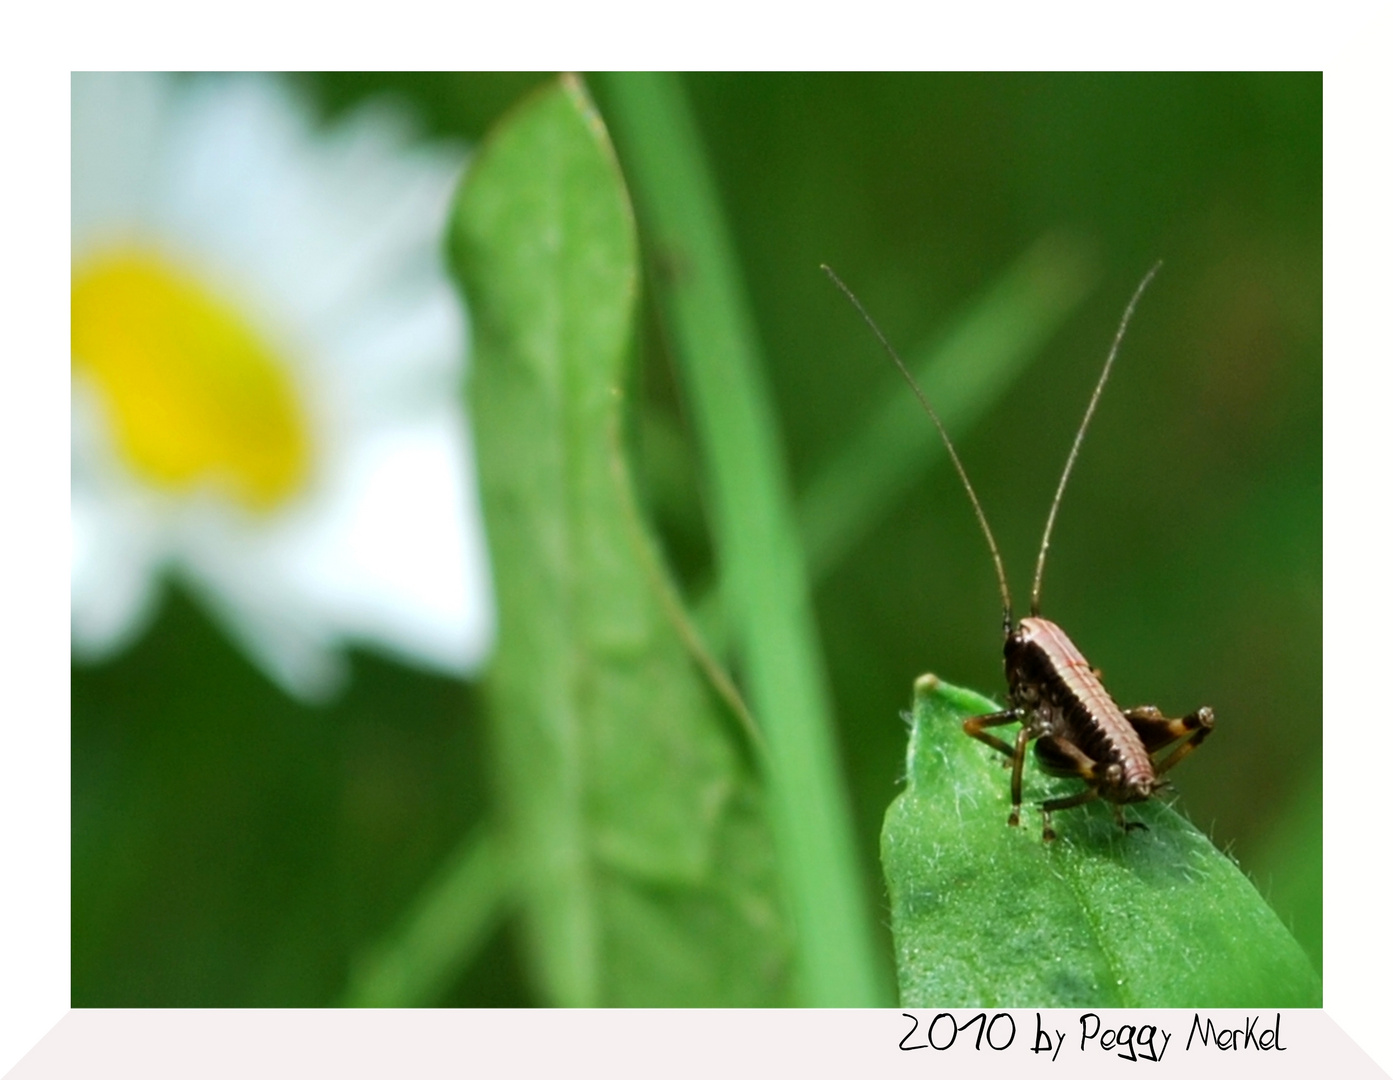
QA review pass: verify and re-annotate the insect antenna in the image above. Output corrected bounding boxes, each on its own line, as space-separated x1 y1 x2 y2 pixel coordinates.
822 264 1014 637
1029 260 1163 616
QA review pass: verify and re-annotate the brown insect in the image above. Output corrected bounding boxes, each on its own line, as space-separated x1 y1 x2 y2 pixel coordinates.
824 261 1213 840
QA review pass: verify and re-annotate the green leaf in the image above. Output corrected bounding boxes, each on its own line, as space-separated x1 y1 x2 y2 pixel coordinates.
883 675 1321 1007
447 74 791 1006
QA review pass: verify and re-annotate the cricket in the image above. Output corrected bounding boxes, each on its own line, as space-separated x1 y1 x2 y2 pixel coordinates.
824 260 1214 841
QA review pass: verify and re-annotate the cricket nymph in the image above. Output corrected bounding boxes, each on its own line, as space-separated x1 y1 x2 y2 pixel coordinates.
964 616 1214 839
825 260 1215 841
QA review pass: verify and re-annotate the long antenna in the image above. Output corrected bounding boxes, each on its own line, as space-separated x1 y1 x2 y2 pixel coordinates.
1030 260 1162 616
822 264 1014 637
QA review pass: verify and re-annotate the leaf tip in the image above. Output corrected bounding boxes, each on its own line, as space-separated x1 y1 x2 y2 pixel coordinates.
912 672 941 700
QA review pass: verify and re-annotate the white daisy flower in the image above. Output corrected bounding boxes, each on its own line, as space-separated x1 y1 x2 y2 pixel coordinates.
70 72 495 701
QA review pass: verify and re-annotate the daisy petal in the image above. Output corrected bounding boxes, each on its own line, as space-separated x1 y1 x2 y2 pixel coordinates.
71 73 494 700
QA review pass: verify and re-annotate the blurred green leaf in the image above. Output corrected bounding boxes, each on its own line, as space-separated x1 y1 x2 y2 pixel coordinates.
883 675 1321 1007
447 74 790 1006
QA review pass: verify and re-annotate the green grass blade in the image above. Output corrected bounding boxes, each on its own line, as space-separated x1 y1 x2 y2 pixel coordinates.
884 675 1321 1006
340 828 514 1007
598 71 890 1007
447 74 791 1006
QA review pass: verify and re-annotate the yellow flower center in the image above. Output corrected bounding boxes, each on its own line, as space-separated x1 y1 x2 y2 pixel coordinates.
71 249 310 511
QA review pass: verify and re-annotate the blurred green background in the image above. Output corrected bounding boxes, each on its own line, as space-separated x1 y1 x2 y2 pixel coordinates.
72 72 1321 1005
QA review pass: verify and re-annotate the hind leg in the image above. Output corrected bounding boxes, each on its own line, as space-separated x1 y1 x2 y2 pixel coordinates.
1125 705 1215 774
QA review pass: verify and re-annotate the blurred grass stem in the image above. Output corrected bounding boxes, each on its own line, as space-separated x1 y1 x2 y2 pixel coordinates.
341 827 513 1007
598 71 889 1007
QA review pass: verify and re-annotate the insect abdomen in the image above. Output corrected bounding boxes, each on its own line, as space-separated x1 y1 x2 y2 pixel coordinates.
1014 617 1154 790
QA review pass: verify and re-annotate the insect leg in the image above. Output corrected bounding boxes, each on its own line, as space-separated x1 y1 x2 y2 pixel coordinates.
1110 803 1149 834
1151 707 1215 775
964 709 1031 827
1031 733 1107 840
1008 726 1030 827
962 708 1025 759
1040 788 1100 842
1125 705 1215 773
